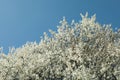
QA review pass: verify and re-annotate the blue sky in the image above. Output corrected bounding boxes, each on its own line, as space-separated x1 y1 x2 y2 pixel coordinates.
0 0 120 53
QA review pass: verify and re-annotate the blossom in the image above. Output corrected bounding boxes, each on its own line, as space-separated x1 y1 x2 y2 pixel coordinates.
0 13 120 80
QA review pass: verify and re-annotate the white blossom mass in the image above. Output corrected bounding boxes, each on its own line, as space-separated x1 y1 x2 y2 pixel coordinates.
0 13 120 80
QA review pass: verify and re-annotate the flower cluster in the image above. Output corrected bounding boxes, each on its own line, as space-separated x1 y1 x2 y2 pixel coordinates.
0 13 120 80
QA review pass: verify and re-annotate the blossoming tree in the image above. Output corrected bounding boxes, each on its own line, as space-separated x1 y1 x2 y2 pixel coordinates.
0 13 120 80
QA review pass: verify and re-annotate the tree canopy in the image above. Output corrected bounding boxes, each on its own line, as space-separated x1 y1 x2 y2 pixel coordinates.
0 13 120 80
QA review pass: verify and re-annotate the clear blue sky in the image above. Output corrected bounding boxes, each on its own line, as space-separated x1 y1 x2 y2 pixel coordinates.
0 0 120 53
